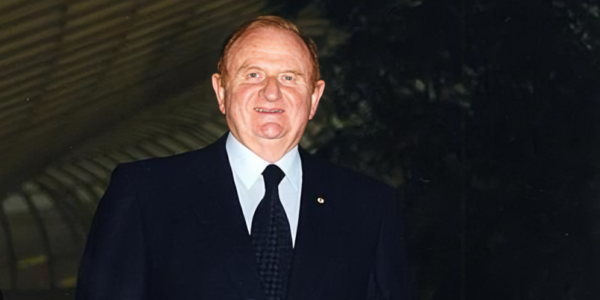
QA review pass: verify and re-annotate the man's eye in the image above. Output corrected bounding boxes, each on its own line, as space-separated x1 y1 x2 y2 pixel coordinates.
249 73 259 78
283 75 294 81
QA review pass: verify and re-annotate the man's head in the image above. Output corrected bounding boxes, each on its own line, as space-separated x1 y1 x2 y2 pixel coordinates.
212 16 325 162
217 16 321 88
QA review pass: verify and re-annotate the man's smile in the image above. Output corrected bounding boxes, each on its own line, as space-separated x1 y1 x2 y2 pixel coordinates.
254 108 284 113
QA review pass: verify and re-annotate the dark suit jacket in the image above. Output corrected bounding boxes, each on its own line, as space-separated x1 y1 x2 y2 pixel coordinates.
76 133 410 300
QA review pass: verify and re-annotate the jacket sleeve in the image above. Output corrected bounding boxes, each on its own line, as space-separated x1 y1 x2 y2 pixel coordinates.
76 165 148 300
368 188 412 300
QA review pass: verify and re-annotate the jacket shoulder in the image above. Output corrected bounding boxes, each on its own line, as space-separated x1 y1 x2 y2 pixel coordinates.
113 142 220 181
305 152 396 197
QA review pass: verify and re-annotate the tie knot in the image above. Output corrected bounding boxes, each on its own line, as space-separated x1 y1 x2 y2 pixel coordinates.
262 164 285 190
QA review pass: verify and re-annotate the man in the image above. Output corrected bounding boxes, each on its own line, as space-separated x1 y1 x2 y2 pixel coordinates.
76 16 409 300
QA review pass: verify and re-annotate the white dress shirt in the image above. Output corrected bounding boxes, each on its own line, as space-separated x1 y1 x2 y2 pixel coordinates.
225 132 302 246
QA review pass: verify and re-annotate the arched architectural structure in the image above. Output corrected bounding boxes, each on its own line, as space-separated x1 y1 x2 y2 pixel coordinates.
0 1 338 298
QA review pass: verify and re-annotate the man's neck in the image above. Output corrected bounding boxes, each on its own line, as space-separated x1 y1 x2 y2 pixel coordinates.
252 145 290 163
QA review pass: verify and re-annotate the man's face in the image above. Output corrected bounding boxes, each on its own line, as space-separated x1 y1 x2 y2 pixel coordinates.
212 27 325 152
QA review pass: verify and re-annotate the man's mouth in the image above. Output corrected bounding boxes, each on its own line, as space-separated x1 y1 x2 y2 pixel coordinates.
254 108 284 113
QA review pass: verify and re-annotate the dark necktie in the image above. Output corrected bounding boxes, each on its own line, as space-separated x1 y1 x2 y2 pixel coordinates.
251 164 293 300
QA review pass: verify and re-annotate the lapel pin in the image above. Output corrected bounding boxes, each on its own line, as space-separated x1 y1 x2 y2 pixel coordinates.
317 197 325 204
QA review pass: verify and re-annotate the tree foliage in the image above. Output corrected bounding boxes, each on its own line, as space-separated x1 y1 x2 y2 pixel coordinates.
279 0 600 299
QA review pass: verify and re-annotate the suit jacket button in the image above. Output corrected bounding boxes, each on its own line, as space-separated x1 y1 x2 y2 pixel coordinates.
317 197 325 204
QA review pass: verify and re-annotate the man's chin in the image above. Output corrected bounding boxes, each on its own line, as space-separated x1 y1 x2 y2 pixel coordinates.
256 124 286 140
256 132 284 140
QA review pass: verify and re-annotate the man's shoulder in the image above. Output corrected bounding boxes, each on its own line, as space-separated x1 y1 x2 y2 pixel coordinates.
113 139 223 181
303 151 396 195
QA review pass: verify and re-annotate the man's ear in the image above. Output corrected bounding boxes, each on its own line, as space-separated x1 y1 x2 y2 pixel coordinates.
212 73 226 114
309 79 325 120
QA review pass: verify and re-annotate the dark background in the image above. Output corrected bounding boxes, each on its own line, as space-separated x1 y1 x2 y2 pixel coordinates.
277 0 599 299
0 0 598 299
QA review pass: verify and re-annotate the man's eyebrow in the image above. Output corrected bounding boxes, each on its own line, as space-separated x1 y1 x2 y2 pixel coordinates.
235 65 306 78
236 64 263 75
282 69 305 78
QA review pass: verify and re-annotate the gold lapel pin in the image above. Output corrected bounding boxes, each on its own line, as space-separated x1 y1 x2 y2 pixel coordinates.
317 197 325 204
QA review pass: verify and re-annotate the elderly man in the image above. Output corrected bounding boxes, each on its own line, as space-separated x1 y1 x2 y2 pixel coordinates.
76 16 409 300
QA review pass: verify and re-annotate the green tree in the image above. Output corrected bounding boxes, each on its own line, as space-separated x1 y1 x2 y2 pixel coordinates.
305 0 600 299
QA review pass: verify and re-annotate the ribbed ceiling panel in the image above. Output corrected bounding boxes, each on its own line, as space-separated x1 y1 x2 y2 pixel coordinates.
0 2 343 297
0 0 268 201
0 0 265 143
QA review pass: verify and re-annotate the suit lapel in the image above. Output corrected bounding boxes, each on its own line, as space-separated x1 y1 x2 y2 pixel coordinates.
286 150 336 300
199 134 265 300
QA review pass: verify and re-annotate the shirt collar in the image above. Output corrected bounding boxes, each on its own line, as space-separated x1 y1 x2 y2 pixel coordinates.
226 132 301 191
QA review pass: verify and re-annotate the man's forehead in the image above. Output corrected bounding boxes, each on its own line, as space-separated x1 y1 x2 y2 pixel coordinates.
228 27 309 61
238 27 301 44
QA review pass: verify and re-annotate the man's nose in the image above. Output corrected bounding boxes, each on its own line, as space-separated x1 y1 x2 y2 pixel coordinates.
262 76 282 102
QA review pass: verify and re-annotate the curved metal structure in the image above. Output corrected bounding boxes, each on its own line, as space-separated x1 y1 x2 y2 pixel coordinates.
0 0 336 298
